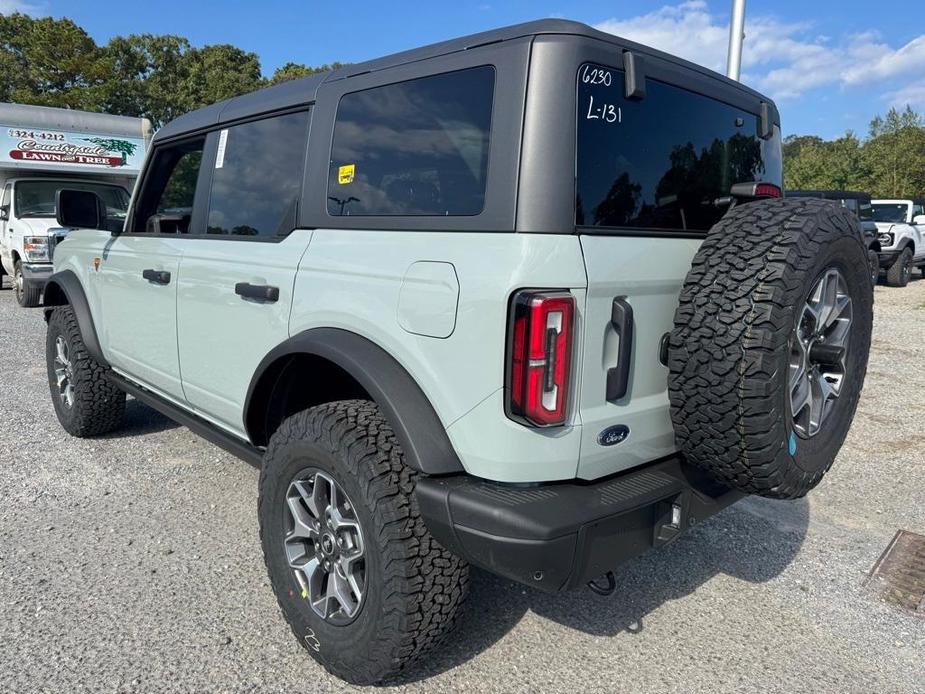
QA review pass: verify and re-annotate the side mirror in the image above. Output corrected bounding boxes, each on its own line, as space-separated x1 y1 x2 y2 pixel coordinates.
0 205 8 222
913 215 925 225
56 189 106 230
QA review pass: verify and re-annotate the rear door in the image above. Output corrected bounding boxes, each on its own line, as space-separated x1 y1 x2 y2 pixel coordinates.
175 110 313 435
573 61 783 479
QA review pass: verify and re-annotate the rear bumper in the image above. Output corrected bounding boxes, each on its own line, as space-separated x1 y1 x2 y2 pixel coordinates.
20 262 53 289
416 456 742 593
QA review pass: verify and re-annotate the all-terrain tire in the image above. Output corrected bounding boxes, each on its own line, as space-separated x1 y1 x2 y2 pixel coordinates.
14 259 42 307
258 400 469 685
46 305 126 436
867 249 879 286
885 246 913 287
668 198 873 499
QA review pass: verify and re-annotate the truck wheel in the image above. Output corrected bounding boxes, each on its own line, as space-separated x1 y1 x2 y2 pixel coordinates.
14 260 42 307
46 306 126 436
867 249 879 286
885 247 913 287
258 400 469 685
668 198 872 499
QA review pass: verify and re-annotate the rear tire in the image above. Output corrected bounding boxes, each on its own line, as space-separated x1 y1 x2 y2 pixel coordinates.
46 306 126 436
259 400 469 685
668 198 872 499
14 259 41 307
885 247 913 287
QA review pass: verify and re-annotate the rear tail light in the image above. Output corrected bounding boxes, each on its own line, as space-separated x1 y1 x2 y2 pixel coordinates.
507 290 575 427
754 183 782 198
730 181 782 199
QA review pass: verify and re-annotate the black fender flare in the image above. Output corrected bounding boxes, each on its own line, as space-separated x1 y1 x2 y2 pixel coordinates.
42 269 109 367
244 328 464 476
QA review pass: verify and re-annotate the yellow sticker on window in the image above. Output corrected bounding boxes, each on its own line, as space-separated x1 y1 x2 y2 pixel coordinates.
338 164 355 185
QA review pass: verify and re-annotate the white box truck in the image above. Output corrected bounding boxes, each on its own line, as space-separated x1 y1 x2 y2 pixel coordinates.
0 103 152 306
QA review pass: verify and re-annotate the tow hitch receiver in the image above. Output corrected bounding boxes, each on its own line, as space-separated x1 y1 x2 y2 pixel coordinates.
587 571 617 596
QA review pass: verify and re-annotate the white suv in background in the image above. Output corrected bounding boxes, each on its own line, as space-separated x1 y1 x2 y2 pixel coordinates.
872 199 925 286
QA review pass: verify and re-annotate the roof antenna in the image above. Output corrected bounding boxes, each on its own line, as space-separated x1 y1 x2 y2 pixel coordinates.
726 0 746 81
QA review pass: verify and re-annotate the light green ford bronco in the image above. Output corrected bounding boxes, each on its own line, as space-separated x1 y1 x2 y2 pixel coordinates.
44 20 873 685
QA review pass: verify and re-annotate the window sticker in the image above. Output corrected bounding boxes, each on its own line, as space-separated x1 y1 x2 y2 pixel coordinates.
337 163 355 185
215 129 229 169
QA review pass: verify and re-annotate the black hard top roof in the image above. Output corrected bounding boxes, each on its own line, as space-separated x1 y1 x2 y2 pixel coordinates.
155 18 776 143
787 190 872 201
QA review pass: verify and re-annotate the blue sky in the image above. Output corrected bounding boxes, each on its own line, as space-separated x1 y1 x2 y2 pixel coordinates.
6 0 925 139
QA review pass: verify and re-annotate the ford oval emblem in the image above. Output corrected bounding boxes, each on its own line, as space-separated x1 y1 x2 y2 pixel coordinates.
598 425 630 447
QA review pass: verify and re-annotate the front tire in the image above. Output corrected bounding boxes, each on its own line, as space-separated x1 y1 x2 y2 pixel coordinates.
885 247 913 287
258 400 469 685
46 306 126 436
14 259 42 307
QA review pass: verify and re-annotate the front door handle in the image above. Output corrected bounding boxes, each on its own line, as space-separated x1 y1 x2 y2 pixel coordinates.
235 282 279 303
142 269 171 285
606 296 634 401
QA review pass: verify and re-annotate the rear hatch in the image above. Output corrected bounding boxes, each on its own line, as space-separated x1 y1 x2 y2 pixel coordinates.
573 62 783 480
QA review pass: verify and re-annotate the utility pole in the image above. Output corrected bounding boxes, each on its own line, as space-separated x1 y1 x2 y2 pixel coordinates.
726 0 746 81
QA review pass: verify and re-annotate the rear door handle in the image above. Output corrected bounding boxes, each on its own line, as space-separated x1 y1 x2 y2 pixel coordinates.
142 269 171 285
235 282 279 303
606 296 634 401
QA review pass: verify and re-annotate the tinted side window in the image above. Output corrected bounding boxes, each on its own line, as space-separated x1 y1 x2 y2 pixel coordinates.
206 111 309 238
858 199 873 221
132 138 205 234
328 66 495 217
576 63 782 232
160 150 202 212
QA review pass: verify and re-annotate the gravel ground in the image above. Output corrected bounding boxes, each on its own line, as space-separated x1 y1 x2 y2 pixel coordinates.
1 273 923 694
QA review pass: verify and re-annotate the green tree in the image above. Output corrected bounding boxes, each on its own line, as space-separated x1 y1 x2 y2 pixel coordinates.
100 34 191 125
0 13 107 109
266 61 346 85
785 133 869 192
863 106 925 198
181 44 262 112
782 134 824 161
784 106 925 199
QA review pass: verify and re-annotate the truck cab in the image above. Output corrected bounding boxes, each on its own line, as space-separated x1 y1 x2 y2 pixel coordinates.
871 198 925 287
0 102 150 306
0 175 131 305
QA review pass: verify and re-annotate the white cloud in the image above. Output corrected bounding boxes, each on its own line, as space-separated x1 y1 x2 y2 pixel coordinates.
0 0 42 14
594 2 925 104
885 81 925 110
842 34 925 85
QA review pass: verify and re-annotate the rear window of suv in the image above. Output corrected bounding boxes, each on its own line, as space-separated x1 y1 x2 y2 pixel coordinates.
576 62 782 233
327 66 495 217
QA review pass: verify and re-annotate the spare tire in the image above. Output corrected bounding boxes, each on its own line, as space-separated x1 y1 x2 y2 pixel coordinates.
667 198 873 499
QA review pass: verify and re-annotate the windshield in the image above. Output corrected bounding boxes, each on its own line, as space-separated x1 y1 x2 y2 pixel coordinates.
14 180 130 220
871 203 909 224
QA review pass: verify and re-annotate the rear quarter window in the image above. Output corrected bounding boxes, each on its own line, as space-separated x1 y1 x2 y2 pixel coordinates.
327 66 495 217
576 62 782 233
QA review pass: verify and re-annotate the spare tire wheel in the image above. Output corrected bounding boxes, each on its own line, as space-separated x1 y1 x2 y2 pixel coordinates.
668 198 873 499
